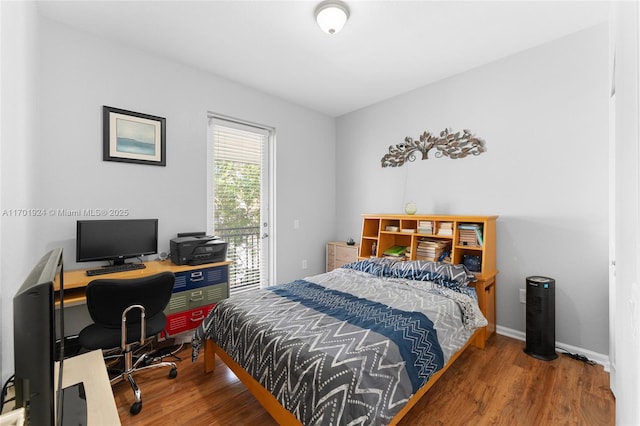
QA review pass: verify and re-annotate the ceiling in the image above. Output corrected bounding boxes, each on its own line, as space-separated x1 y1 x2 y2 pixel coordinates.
36 1 609 117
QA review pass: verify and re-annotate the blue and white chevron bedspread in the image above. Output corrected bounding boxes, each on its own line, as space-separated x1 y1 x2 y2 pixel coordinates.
271 280 444 394
193 267 485 425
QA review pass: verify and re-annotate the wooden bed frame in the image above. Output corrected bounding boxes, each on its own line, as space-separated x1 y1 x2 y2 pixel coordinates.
202 273 497 425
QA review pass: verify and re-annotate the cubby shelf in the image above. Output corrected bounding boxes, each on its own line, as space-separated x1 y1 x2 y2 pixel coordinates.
358 214 497 281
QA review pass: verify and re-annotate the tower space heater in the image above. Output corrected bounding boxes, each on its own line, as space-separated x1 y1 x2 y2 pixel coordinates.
524 276 558 360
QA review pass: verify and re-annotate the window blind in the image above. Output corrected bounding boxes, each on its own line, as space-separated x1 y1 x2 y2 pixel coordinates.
212 121 267 294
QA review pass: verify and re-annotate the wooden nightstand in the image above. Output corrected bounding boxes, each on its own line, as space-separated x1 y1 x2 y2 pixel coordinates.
326 241 360 272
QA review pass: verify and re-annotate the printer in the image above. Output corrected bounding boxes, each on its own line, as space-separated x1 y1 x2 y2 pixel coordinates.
170 234 227 265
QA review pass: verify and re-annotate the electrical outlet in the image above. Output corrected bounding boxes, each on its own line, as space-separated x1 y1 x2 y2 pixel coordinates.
519 288 526 304
302 259 308 269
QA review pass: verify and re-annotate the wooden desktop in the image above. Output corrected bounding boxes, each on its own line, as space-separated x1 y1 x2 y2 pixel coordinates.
56 259 231 306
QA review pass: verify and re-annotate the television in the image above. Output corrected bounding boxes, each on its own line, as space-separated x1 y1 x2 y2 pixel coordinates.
76 219 158 265
13 248 64 426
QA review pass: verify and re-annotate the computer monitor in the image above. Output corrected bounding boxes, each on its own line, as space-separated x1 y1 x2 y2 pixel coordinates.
13 248 64 426
76 219 158 266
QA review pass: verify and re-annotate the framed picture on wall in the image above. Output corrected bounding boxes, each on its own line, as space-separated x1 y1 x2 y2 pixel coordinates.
103 106 166 166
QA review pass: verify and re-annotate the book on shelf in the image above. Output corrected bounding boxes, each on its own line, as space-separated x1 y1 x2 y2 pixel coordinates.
416 251 451 263
384 255 408 261
457 223 484 246
416 238 451 261
416 255 437 262
437 221 453 235
458 230 478 246
475 228 484 246
458 223 480 229
383 245 407 257
418 220 434 234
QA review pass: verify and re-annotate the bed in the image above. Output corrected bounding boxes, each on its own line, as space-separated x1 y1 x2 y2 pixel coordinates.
192 259 496 425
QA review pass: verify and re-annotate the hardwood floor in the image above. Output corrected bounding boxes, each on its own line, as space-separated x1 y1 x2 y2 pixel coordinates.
113 335 614 425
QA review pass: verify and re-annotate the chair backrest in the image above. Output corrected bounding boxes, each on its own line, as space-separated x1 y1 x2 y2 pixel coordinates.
85 272 175 329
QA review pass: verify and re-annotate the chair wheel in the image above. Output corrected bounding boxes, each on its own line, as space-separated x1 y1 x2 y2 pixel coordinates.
168 367 178 379
130 401 142 415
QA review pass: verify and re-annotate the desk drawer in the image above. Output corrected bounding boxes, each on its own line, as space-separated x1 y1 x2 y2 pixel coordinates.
165 304 215 335
164 283 228 315
172 265 228 293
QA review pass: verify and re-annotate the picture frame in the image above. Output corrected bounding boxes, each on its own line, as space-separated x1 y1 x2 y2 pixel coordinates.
103 106 166 166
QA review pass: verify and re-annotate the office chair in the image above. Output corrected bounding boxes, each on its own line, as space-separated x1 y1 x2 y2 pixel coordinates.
78 271 178 415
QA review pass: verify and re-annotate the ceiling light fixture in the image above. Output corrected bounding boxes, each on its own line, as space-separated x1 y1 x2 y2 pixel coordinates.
315 0 350 35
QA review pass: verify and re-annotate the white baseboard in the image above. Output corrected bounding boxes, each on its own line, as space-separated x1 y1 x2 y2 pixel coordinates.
496 325 611 371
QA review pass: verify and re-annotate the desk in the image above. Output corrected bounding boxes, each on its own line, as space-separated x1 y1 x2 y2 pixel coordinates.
56 260 231 336
56 260 231 306
54 350 120 425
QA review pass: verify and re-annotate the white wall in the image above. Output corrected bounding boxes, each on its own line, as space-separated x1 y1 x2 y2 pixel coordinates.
612 2 640 423
0 1 40 386
0 13 336 383
336 25 609 355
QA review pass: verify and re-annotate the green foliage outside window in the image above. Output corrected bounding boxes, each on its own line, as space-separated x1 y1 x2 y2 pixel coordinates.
214 160 261 229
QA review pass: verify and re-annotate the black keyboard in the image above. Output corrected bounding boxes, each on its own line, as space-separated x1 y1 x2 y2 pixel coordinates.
86 263 146 276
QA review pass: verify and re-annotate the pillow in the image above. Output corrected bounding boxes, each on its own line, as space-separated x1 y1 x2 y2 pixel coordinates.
388 260 477 288
340 259 389 276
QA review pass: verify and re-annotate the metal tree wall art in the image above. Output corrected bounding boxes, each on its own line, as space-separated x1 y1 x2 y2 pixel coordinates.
380 128 486 168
